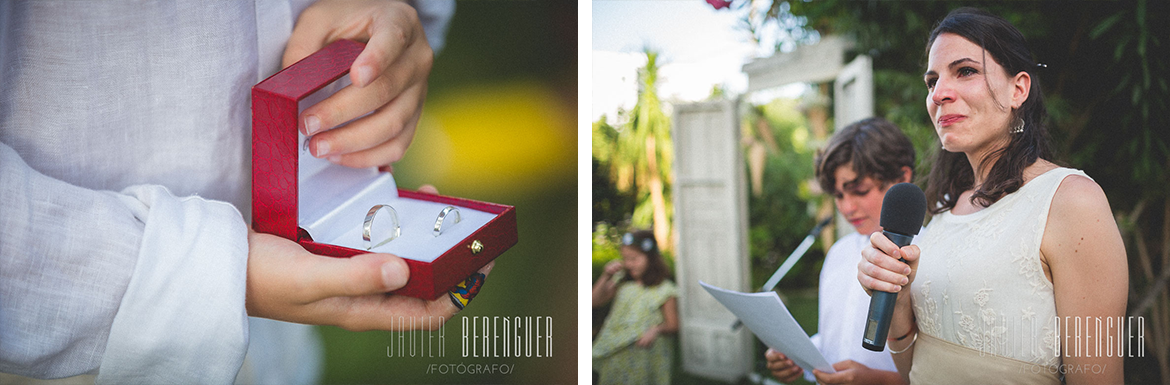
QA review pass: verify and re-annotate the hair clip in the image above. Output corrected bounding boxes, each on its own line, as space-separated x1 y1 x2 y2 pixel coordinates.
621 233 656 252
641 239 655 252
1036 63 1048 69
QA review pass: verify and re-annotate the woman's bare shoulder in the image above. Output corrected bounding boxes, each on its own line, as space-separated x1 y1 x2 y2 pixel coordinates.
1022 159 1060 184
1046 170 1114 247
1052 172 1108 213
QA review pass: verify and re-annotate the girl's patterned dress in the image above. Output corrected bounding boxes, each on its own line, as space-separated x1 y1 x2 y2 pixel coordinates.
592 280 677 385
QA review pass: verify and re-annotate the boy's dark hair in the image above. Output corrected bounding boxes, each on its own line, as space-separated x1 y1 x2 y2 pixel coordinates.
620 229 672 287
815 117 916 194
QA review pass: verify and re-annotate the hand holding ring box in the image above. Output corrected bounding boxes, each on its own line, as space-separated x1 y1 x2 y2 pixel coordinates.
252 39 517 300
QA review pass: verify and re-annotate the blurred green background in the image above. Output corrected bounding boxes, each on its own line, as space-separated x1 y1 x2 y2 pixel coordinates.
316 2 576 384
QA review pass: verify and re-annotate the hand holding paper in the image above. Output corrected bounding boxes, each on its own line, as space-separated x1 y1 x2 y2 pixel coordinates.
765 348 805 382
699 281 835 375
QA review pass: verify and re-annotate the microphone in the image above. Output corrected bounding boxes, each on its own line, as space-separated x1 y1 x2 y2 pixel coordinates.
862 183 926 352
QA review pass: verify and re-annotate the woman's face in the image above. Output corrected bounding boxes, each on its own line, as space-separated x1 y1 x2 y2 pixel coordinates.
924 33 1028 156
620 246 649 280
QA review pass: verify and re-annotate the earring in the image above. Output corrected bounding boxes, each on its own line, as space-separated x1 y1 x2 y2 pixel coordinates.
1010 117 1025 134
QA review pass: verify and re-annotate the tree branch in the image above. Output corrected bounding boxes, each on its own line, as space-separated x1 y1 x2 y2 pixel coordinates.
1132 255 1170 317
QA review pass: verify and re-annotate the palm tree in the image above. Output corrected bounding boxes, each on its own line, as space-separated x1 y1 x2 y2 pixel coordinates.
596 49 674 251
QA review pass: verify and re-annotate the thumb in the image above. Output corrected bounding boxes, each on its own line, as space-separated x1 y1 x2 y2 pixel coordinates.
901 245 921 263
417 184 439 195
901 245 921 282
304 253 410 301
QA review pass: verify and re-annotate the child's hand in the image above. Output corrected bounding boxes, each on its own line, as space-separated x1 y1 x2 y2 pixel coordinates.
603 260 623 276
634 326 660 348
764 348 804 383
283 0 433 169
812 360 878 385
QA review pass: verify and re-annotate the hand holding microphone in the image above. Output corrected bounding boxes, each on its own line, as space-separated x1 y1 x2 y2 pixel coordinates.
859 183 926 352
859 233 921 296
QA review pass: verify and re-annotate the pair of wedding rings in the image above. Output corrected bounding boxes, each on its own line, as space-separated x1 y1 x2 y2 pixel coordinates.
362 205 463 250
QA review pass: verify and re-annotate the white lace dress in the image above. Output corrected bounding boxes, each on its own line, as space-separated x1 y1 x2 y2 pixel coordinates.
910 167 1087 381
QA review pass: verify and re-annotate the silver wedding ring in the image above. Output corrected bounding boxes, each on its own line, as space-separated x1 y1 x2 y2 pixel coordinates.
364 204 400 250
433 206 461 237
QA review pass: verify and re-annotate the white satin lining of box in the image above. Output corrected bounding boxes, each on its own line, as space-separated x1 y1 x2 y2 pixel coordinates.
297 162 494 263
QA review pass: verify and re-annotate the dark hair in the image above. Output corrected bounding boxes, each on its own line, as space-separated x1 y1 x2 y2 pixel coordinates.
815 117 916 194
620 229 672 287
924 7 1053 214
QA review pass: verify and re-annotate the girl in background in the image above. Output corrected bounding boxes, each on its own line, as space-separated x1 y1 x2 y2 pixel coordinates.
592 230 680 385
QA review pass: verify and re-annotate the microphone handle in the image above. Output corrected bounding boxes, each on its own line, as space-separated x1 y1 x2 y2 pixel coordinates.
861 231 915 351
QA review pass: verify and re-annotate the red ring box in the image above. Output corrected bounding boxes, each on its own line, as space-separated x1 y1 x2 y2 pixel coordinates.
251 39 517 300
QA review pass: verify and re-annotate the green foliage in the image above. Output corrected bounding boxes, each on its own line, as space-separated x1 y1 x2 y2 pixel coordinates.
592 157 635 228
1063 0 1170 204
591 223 624 280
592 50 674 241
872 69 939 183
625 51 674 229
592 118 637 227
744 99 824 289
591 117 620 162
753 0 1169 209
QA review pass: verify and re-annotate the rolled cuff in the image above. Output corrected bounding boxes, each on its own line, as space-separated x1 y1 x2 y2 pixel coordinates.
96 185 249 384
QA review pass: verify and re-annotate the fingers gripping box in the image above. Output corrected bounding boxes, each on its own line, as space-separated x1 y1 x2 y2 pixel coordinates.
252 39 517 300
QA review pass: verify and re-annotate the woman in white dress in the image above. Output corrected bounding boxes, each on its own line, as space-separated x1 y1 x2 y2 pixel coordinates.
857 7 1127 384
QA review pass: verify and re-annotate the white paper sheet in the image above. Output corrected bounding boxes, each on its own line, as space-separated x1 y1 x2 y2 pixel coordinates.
699 281 836 374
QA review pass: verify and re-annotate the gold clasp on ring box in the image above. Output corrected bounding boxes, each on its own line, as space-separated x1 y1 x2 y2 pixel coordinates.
469 240 484 254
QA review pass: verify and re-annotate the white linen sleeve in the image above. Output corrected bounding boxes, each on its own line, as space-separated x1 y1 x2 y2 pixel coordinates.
0 142 250 384
408 0 455 54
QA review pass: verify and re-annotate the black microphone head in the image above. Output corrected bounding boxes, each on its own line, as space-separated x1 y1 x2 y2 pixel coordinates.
880 183 927 236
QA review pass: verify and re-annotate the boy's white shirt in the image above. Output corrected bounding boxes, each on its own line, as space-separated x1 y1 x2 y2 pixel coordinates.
805 230 918 381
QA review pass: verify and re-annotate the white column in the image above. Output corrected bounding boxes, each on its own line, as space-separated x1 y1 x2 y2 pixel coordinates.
832 54 875 239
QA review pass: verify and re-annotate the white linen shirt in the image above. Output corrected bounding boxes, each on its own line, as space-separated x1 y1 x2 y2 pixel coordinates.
0 1 452 383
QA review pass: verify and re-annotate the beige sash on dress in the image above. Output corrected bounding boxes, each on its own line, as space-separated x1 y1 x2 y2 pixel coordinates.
909 332 1061 384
